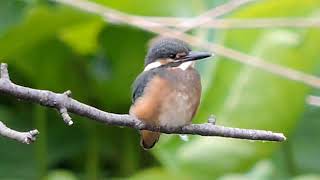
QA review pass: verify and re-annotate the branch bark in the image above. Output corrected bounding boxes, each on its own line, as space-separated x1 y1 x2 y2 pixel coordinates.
0 63 286 142
0 121 39 144
143 17 320 29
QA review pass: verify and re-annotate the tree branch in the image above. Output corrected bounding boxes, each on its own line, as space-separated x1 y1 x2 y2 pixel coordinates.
177 0 254 32
142 17 320 29
0 63 286 142
0 121 39 144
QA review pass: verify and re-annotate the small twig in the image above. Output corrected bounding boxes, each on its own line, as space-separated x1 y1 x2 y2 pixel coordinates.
307 95 320 106
57 90 74 125
59 107 73 125
177 0 254 32
0 121 39 144
208 115 217 125
0 63 10 82
142 17 320 29
0 63 286 142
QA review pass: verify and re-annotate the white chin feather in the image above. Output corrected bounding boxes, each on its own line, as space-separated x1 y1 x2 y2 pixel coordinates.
178 61 194 71
144 61 162 71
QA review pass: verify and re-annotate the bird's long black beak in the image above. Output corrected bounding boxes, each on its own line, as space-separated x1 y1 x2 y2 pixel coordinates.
178 51 212 62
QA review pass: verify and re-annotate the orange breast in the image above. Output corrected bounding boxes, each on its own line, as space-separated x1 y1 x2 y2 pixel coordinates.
130 68 201 127
129 76 171 126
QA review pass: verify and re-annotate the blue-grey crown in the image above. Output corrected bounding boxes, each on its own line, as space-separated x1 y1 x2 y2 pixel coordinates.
145 37 191 66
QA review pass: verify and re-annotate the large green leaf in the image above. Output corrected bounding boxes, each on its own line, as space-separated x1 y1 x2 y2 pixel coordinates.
88 26 153 110
0 6 96 58
0 6 106 98
290 89 320 174
152 1 320 179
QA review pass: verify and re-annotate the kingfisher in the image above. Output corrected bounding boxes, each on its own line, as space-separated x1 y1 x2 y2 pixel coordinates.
130 37 212 150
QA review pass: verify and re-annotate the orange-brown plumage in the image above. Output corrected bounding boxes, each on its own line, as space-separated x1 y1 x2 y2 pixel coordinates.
130 76 171 149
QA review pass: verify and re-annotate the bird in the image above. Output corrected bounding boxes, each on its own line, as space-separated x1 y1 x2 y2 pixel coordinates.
129 37 212 150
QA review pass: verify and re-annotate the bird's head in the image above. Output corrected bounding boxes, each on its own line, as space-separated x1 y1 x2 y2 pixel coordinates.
144 37 212 71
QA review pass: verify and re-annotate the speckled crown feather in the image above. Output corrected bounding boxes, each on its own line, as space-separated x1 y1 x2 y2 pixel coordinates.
145 37 191 66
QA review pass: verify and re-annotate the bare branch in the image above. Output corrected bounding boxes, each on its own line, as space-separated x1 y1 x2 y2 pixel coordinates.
178 0 254 32
307 95 320 106
142 17 320 29
0 121 39 144
0 63 286 142
53 0 320 89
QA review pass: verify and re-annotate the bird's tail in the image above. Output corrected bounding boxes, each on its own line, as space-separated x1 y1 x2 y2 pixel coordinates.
140 130 160 150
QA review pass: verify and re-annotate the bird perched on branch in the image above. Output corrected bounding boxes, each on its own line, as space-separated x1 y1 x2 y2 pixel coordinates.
130 37 212 150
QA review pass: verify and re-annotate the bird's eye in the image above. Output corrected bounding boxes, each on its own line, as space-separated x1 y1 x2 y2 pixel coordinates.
169 54 175 59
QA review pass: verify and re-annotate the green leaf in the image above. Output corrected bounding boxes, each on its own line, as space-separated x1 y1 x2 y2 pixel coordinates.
218 160 276 180
292 174 320 180
129 168 191 180
58 20 104 55
91 26 153 110
92 0 195 16
290 90 320 173
0 5 100 59
47 170 78 180
0 0 28 35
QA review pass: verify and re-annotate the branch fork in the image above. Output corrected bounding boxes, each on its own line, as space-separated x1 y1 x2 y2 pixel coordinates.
57 90 73 125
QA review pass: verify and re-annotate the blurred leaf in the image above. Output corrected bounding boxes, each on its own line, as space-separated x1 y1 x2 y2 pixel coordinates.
290 93 320 173
274 63 320 177
59 20 104 55
0 6 102 98
93 0 195 16
0 6 95 59
0 0 28 35
47 170 78 180
218 160 275 180
129 168 191 180
292 174 320 180
92 26 153 110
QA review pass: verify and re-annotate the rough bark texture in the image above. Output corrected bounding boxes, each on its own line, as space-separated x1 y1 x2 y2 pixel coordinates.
0 63 286 143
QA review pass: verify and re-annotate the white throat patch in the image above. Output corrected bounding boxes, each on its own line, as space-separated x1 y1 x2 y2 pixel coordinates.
144 61 162 71
178 61 194 71
144 61 195 71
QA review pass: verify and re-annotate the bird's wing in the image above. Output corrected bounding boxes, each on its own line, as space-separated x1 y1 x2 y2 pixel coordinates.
132 69 157 103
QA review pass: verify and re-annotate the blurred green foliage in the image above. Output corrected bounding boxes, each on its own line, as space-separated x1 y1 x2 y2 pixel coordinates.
0 0 319 179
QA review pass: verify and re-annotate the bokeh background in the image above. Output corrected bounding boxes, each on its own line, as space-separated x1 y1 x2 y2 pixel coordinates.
0 0 320 179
